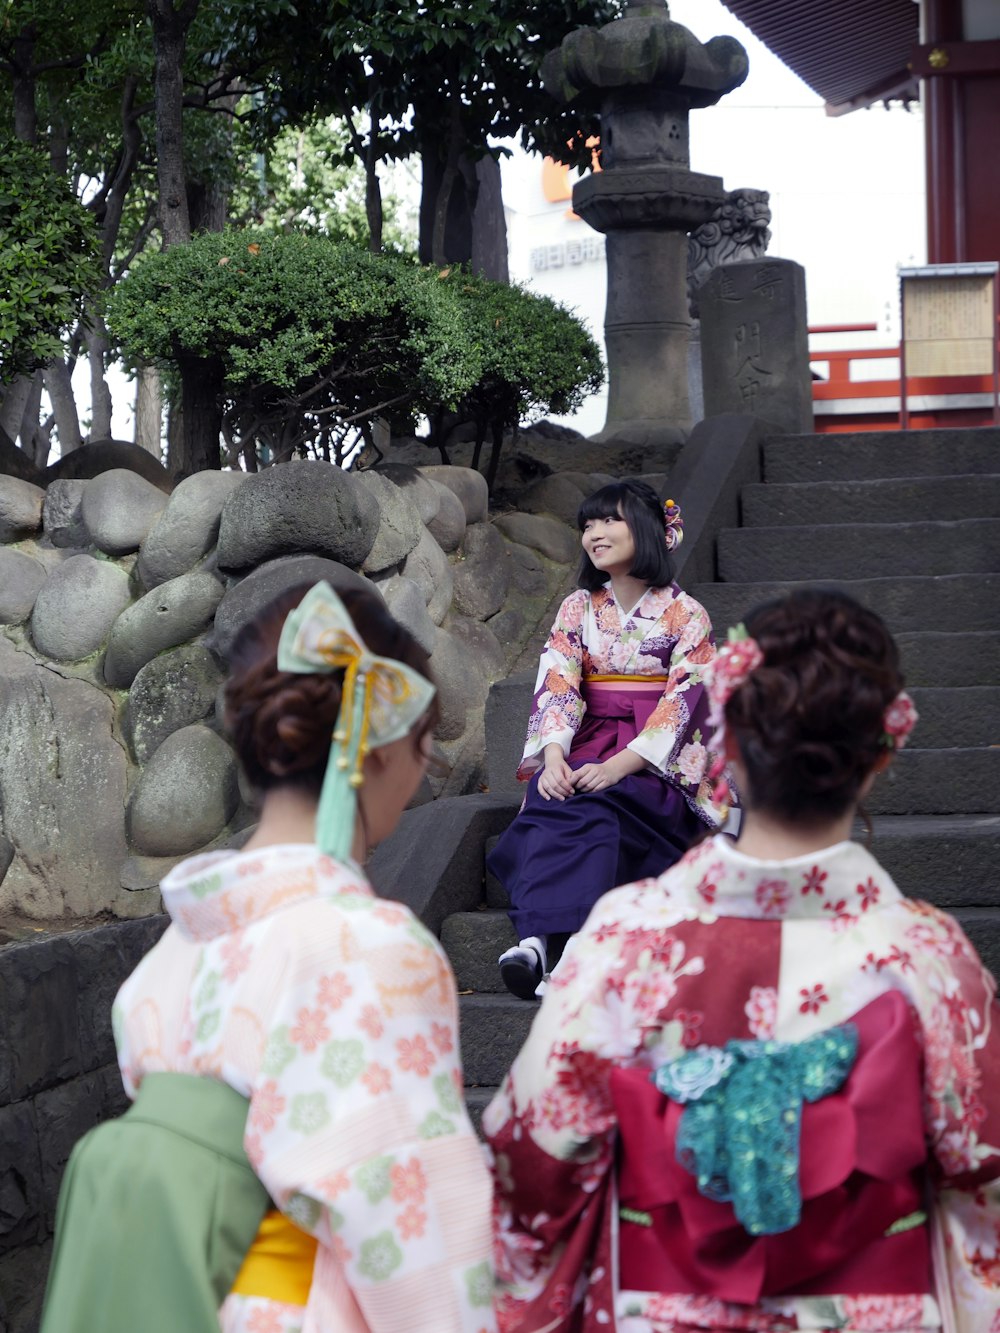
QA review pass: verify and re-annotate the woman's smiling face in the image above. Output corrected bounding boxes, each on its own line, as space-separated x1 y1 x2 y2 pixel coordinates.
581 510 636 577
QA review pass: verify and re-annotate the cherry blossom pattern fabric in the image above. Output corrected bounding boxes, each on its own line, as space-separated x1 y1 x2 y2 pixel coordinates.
113 844 497 1333
482 834 1000 1333
516 584 727 825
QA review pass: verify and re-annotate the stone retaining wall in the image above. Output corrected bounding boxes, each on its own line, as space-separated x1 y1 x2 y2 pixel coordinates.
0 458 642 925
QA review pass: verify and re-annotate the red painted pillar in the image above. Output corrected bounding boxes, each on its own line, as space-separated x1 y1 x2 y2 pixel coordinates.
923 0 964 261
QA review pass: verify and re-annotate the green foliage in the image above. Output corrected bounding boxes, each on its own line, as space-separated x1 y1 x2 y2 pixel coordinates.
0 138 102 383
106 228 602 473
106 228 477 462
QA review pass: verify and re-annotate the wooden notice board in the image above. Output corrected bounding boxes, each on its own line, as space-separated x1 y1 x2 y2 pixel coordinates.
899 263 999 426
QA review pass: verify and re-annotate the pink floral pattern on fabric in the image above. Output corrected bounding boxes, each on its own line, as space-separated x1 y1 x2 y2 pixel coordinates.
484 834 1000 1333
115 845 496 1333
517 585 727 825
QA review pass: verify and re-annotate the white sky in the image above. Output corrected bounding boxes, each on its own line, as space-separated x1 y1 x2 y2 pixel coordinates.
99 0 926 444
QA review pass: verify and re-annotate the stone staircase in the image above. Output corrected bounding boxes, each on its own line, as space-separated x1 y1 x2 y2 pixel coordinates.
438 425 1000 1122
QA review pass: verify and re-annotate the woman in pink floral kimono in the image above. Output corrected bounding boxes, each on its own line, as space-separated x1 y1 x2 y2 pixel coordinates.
487 480 728 1000
484 587 1000 1333
43 582 496 1333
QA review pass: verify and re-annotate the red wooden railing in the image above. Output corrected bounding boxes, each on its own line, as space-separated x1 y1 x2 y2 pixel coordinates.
808 322 1000 433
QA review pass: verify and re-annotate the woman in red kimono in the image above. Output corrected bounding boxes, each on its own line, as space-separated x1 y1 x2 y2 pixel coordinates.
487 480 728 1000
484 587 1000 1333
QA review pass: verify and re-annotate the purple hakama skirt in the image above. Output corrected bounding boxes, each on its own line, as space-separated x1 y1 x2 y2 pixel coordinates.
487 680 705 938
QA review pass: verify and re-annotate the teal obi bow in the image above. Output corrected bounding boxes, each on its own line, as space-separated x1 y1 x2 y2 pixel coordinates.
652 1024 858 1236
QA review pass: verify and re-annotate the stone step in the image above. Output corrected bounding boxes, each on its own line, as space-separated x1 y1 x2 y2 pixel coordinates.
485 836 510 910
867 815 999 906
764 428 1000 484
458 993 537 1087
690 574 1000 636
441 910 517 992
741 475 1000 529
464 1085 497 1136
717 518 1000 583
866 747 999 815
897 633 1000 688
952 908 1000 983
907 688 1000 748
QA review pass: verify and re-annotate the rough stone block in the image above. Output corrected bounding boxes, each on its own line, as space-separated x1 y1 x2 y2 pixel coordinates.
104 568 225 688
502 541 548 598
418 465 488 524
445 615 506 683
128 725 239 857
80 468 169 555
137 469 247 588
952 908 1000 985
125 644 224 764
0 937 82 1101
0 1238 51 1333
485 674 535 796
451 522 510 621
427 626 489 741
368 792 520 936
519 474 588 526
356 470 425 574
374 463 441 525
0 551 46 625
0 640 129 920
216 461 378 572
402 527 453 625
211 554 375 660
906 686 1000 749
764 428 999 485
0 476 44 542
458 994 536 1086
30 554 132 661
426 481 466 553
441 911 517 992
868 815 999 906
0 1102 44 1250
897 632 1000 688
699 258 813 434
867 747 1000 816
41 479 89 549
493 512 578 565
379 576 437 655
741 474 1000 529
33 1068 123 1233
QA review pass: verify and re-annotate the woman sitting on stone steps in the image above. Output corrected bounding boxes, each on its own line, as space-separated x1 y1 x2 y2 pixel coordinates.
485 587 1000 1333
41 581 496 1333
487 478 730 1001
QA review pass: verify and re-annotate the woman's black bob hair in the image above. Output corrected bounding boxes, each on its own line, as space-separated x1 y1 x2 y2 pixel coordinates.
576 478 673 591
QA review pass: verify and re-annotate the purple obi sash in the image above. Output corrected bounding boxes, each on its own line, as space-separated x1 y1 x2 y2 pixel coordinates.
575 675 667 763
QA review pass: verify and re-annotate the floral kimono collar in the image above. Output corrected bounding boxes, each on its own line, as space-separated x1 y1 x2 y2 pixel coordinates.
160 843 372 942
599 581 680 623
675 833 905 923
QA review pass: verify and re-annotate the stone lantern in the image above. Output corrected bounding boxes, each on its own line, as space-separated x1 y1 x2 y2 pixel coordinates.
542 0 748 446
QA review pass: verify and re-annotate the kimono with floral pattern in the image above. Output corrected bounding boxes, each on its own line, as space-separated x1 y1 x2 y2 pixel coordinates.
113 843 497 1333
517 584 727 827
483 834 1000 1333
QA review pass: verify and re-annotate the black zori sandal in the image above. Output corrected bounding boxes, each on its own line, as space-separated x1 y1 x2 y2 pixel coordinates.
498 945 544 1001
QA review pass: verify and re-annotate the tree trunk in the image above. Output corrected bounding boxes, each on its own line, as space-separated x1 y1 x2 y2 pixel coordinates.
166 396 184 474
135 367 163 457
485 421 506 493
11 25 38 144
0 377 34 443
431 98 465 267
178 357 223 475
86 322 114 440
43 359 82 453
20 372 46 467
470 155 509 283
147 0 199 248
365 125 383 254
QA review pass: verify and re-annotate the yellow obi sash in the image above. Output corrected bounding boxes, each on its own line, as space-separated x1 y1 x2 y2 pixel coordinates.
584 673 669 691
230 1209 319 1305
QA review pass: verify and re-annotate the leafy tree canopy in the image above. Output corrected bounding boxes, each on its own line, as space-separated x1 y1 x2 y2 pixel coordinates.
0 138 101 383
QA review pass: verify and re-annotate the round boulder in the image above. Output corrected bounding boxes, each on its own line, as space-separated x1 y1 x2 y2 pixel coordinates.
104 568 226 688
81 468 169 555
0 476 44 542
355 471 425 574
520 474 588 526
212 555 376 660
138 470 248 588
418 465 488 524
42 479 89 549
445 614 506 681
126 644 225 764
127 725 239 857
31 555 133 661
376 464 441 525
216 461 378 572
503 539 549 597
428 626 490 741
401 528 453 626
493 511 579 565
380 575 437 655
451 522 510 621
426 481 466 553
0 549 46 625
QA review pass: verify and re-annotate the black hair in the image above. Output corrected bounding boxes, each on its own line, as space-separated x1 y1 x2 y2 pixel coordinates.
576 479 673 591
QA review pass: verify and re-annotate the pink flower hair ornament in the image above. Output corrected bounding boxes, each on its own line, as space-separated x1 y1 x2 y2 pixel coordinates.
663 498 684 551
880 690 918 750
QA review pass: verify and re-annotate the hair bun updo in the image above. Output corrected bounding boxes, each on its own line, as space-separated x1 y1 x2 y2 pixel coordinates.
726 589 905 823
223 582 438 794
